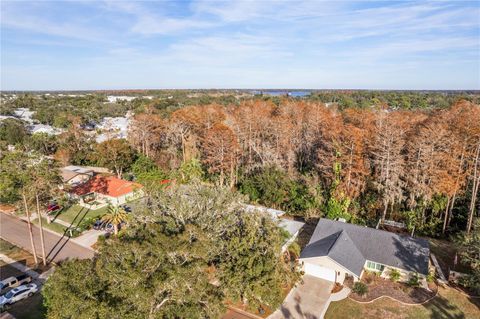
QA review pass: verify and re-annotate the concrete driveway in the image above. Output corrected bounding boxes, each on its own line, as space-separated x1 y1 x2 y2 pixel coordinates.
269 275 333 319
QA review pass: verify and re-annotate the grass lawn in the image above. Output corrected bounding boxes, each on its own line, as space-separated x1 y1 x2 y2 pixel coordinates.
325 286 480 319
54 204 108 226
0 239 39 270
33 217 69 234
0 238 23 256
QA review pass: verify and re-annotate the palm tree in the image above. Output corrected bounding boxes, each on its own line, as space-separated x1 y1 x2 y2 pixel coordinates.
101 205 129 235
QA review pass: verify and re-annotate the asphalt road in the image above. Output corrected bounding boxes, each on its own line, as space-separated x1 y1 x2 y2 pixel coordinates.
0 213 94 263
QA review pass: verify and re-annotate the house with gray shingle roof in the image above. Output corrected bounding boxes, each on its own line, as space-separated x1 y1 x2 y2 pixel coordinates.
299 218 430 283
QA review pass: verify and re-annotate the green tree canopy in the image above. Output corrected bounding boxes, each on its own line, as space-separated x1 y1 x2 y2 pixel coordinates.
456 218 480 295
0 118 28 145
43 183 297 317
94 139 136 178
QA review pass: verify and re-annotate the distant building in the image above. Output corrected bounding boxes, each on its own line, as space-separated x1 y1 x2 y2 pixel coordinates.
95 114 132 143
30 124 63 135
107 96 136 103
60 166 95 186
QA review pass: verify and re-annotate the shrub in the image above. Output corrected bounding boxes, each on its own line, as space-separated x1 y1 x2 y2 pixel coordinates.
287 241 301 259
427 271 435 283
389 269 401 282
407 273 420 287
352 282 368 296
78 216 96 232
459 273 480 295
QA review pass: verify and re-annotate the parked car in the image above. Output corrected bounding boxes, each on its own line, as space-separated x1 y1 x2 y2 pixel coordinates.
0 275 32 292
47 203 61 213
93 220 114 232
105 223 114 233
93 219 103 230
0 283 38 309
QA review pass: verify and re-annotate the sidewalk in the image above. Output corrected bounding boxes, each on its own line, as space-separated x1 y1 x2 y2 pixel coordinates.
0 253 55 287
320 286 351 318
0 254 41 280
18 213 99 250
75 229 106 248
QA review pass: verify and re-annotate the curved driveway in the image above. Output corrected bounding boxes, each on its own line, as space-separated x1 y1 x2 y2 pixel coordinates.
269 275 333 319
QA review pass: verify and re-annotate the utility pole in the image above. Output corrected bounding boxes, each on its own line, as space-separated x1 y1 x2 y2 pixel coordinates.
22 191 38 265
36 192 47 266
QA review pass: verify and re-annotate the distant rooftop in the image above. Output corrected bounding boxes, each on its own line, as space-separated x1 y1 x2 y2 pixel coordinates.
243 204 286 219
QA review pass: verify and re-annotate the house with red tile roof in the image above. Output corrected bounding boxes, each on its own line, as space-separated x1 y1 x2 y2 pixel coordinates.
70 175 144 208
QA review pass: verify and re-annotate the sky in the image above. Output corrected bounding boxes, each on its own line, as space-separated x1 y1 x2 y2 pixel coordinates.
1 0 479 90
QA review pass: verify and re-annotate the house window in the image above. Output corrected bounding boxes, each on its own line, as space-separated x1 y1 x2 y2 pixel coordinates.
366 261 385 272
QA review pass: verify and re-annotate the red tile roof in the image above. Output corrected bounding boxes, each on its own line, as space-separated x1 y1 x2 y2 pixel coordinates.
71 175 143 198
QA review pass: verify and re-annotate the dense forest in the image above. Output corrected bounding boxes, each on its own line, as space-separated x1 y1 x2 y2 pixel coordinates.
1 91 479 238
127 99 479 237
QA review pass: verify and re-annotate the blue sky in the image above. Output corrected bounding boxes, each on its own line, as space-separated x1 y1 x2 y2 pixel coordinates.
1 0 479 90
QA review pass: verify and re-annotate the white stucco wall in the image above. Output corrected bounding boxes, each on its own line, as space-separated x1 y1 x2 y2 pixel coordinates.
300 256 359 283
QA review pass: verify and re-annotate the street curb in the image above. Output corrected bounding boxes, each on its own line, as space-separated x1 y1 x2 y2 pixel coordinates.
10 213 95 252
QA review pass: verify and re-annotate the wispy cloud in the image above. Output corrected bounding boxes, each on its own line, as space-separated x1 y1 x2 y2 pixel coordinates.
1 0 478 90
1 1 112 42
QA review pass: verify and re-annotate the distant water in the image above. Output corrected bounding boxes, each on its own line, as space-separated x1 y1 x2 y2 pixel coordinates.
251 90 311 97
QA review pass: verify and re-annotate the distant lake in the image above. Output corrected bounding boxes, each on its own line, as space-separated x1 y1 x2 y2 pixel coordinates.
251 90 311 97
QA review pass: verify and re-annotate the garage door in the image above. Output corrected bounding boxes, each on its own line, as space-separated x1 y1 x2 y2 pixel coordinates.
304 263 336 282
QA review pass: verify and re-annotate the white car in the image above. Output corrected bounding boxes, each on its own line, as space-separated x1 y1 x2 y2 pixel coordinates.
0 275 33 292
0 283 38 308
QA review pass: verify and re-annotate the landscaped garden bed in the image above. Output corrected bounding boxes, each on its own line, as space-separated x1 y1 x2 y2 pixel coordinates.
347 272 438 304
326 285 480 319
332 282 343 293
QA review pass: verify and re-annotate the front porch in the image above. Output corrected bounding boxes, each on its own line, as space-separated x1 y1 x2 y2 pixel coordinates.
78 192 110 210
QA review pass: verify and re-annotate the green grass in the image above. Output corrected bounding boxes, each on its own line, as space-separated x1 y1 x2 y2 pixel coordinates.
33 217 69 234
0 238 22 255
325 286 480 319
53 204 108 226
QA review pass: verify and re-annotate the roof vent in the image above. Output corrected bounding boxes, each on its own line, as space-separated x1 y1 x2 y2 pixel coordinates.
337 218 346 223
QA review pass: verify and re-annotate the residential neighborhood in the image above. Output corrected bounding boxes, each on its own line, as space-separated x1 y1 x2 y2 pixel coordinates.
1 93 479 319
1 1 480 319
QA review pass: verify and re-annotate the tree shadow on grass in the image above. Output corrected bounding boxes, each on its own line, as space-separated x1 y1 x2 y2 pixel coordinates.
423 294 466 319
45 206 90 263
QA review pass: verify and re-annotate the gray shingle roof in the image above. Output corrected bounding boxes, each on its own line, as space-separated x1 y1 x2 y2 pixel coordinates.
278 219 305 237
300 219 430 276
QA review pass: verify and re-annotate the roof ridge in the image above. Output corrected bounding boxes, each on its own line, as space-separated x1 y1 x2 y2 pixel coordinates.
336 230 365 259
319 218 426 243
326 230 344 254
